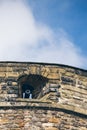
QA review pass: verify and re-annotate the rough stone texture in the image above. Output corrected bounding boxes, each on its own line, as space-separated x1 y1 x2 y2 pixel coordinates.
0 62 87 129
0 108 86 130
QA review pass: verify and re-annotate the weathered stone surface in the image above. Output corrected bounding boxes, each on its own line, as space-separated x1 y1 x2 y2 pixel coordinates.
0 109 86 130
48 117 60 123
0 62 86 129
45 127 58 130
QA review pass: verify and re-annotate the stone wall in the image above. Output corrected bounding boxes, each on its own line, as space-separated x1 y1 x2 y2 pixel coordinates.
0 62 87 129
0 107 87 130
0 62 87 114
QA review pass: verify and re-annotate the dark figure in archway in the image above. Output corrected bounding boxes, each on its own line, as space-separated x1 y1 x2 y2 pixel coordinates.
22 84 34 99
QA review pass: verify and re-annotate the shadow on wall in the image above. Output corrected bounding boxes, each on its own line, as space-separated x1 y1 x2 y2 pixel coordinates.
17 74 49 99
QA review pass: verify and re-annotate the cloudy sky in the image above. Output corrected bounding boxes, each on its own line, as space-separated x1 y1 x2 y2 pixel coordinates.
0 0 87 69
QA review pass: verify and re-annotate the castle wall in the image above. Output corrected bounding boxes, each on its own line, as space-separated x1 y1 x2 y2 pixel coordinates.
0 62 87 130
0 62 87 114
0 107 87 130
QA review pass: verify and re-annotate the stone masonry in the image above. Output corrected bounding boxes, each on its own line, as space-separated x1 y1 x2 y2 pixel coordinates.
0 62 87 130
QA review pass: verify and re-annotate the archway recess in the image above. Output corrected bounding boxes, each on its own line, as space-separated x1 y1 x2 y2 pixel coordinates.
18 74 48 99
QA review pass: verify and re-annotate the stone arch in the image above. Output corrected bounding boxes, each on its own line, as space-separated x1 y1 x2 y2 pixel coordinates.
17 74 49 99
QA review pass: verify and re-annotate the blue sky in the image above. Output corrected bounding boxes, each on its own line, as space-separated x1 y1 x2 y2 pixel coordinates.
29 0 87 54
0 0 87 69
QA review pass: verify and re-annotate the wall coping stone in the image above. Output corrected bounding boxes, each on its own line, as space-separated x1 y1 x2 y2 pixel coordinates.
0 61 86 72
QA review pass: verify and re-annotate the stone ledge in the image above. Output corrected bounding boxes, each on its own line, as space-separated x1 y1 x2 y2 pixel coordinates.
0 100 87 117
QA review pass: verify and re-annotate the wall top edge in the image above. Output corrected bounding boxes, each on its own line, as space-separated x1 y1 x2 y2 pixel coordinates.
0 61 86 72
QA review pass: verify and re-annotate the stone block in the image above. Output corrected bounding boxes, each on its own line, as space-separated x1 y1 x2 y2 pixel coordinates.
45 127 58 130
0 119 9 124
47 73 60 79
1 85 7 90
48 117 60 123
42 123 54 127
12 82 17 86
7 72 19 78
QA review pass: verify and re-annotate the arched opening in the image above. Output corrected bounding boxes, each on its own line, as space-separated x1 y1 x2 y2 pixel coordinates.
18 74 48 99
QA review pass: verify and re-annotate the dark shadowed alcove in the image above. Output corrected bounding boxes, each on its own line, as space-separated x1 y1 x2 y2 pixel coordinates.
18 74 48 99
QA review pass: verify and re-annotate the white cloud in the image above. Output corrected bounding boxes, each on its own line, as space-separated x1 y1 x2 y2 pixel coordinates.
0 0 86 68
